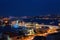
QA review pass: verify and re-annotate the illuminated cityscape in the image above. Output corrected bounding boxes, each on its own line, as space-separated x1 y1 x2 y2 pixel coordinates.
0 15 60 40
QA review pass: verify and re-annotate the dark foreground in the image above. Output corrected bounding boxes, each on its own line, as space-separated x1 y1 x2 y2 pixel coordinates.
0 32 60 40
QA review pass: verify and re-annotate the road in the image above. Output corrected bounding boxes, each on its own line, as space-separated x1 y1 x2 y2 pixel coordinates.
9 30 58 40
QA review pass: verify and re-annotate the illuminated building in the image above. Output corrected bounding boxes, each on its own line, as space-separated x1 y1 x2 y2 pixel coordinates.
25 22 35 28
11 20 19 28
18 21 25 26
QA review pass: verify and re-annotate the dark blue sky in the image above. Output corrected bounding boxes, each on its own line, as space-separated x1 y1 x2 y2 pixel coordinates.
0 0 60 16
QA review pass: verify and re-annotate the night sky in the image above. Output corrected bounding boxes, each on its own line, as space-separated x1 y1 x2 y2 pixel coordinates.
0 0 60 16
